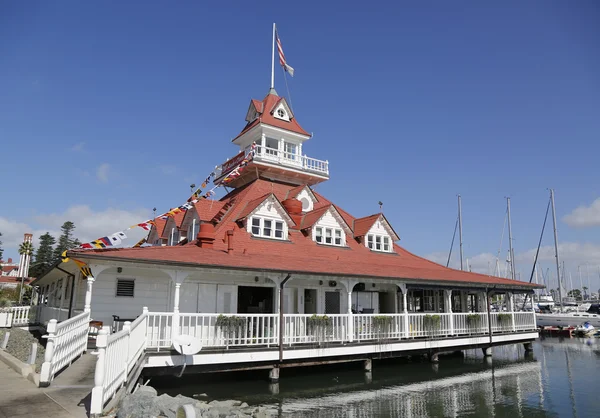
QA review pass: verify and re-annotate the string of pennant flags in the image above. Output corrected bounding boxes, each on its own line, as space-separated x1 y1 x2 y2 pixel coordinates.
75 143 257 251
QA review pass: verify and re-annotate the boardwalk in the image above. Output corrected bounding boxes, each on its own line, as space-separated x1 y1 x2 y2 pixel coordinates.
0 354 96 418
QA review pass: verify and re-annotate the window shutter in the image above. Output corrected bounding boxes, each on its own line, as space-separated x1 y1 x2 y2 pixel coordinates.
116 279 135 297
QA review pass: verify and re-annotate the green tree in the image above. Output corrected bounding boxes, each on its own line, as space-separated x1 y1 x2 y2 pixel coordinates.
53 221 80 262
567 289 582 300
30 232 56 278
583 286 589 299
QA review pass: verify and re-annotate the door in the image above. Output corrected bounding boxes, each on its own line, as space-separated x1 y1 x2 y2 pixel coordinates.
217 285 237 313
179 283 199 313
197 284 217 313
304 289 317 314
325 291 341 314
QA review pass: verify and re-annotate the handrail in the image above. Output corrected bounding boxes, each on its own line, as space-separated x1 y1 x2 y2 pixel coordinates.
39 310 90 386
90 308 149 416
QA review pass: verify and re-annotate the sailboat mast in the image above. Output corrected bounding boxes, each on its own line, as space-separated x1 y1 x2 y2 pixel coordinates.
550 189 563 312
458 194 464 271
507 197 516 280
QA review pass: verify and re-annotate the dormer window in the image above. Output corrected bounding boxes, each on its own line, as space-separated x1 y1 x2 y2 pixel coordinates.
277 108 286 118
315 226 345 246
367 234 392 252
250 216 286 240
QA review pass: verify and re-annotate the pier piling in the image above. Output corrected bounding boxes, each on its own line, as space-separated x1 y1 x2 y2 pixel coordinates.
269 366 280 383
364 359 372 372
482 347 492 357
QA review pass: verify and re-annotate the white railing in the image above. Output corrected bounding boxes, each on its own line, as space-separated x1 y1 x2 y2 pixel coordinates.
179 313 279 348
284 314 348 345
39 311 90 386
145 311 537 350
254 146 329 176
10 306 32 326
514 311 537 331
490 313 514 333
90 310 149 416
452 312 489 335
36 305 69 325
353 314 405 341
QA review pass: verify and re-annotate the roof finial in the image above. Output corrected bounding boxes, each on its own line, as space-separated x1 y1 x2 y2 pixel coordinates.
378 201 383 213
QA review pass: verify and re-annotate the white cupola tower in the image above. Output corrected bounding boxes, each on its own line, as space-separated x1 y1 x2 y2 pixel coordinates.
213 89 329 188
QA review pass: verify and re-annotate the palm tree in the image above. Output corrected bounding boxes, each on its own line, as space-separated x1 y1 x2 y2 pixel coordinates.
583 286 589 300
18 241 34 304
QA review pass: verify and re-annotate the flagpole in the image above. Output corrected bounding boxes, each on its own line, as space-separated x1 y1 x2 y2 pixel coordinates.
271 23 276 90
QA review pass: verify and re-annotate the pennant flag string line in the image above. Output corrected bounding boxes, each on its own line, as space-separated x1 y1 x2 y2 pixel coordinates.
75 145 256 251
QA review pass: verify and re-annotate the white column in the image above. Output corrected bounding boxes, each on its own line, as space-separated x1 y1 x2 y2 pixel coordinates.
444 289 454 335
347 288 354 342
90 327 109 415
398 284 409 339
507 292 516 332
173 283 181 339
84 277 95 313
260 133 266 154
58 278 67 314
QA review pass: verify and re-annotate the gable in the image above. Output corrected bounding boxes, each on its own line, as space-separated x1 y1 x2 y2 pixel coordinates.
366 214 400 241
250 195 295 226
273 101 291 122
294 187 318 212
313 206 353 235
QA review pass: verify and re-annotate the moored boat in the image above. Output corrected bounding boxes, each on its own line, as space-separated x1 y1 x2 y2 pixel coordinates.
537 304 600 328
574 322 595 337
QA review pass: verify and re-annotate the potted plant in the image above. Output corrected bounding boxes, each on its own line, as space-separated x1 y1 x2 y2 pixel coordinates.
372 316 393 340
307 314 332 345
423 314 441 336
466 313 481 333
0 298 13 328
497 313 511 330
215 314 247 347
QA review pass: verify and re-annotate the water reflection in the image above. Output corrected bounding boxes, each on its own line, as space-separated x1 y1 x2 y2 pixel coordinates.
154 338 599 417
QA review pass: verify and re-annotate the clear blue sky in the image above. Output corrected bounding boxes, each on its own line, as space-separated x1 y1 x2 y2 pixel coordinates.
1 1 599 289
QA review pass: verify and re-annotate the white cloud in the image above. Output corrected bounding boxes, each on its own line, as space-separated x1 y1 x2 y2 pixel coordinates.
425 242 600 290
563 198 600 228
70 142 85 152
96 163 111 183
0 205 150 260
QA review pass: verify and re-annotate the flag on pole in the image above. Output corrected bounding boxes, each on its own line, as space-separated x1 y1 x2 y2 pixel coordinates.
276 29 294 77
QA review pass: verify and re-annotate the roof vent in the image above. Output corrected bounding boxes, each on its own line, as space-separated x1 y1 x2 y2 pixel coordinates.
196 223 216 249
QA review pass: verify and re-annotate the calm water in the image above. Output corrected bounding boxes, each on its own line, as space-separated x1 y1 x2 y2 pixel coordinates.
153 337 600 417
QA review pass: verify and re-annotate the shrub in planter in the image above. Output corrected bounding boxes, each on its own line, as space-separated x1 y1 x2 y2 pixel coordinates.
497 313 511 325
372 316 393 337
466 314 481 327
215 315 247 344
307 314 332 344
423 314 441 335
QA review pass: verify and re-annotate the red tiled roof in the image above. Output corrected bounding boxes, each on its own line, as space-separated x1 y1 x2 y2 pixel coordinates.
300 206 331 230
194 199 227 221
236 193 272 221
353 214 380 237
68 178 540 289
233 93 310 141
2 266 18 274
153 218 168 239
0 276 31 284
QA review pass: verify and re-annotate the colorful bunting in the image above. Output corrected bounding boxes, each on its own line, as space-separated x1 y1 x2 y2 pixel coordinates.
75 145 256 250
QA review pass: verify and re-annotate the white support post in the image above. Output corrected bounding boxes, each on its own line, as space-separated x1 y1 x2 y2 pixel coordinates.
58 278 67 319
122 321 131 381
444 290 454 336
84 276 95 314
507 292 516 332
398 284 409 339
90 327 109 416
347 288 353 343
173 283 181 339
39 319 57 386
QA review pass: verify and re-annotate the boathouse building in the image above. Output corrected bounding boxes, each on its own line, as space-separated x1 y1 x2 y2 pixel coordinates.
31 88 541 415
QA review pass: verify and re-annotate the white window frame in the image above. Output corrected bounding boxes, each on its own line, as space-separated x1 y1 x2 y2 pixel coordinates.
366 233 393 252
314 226 345 247
187 219 199 241
169 227 179 246
249 216 287 240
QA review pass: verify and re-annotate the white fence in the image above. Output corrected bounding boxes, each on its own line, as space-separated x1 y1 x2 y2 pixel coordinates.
39 311 90 386
145 311 537 350
10 306 33 326
90 311 149 416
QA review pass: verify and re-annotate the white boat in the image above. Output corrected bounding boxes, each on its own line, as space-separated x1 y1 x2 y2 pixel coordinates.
536 304 600 328
574 322 595 337
535 294 555 310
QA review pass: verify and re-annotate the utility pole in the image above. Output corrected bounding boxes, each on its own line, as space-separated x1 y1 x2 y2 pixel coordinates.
458 194 464 271
550 189 563 312
506 197 516 280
